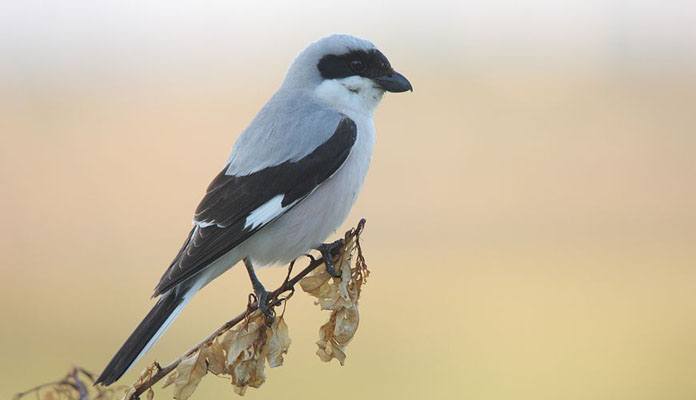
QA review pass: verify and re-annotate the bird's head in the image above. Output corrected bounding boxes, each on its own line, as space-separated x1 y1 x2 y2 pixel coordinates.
282 34 412 115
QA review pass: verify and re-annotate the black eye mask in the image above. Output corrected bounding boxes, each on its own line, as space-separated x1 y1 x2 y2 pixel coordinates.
317 49 393 80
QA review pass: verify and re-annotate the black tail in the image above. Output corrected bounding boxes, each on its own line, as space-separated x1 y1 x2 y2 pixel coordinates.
96 292 184 386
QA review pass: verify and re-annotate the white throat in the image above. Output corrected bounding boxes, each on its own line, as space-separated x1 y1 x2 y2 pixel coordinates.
314 76 385 116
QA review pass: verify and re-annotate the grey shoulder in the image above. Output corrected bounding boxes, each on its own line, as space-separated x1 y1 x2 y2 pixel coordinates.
226 90 351 176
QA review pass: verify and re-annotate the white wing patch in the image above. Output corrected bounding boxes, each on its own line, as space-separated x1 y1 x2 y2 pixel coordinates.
192 194 298 230
244 194 296 230
194 220 219 228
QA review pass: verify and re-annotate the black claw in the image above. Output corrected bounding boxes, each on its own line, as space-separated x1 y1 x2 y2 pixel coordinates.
325 257 341 278
318 239 344 278
256 289 275 326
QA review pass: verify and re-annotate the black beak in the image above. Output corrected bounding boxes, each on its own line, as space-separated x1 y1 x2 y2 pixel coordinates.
374 71 413 93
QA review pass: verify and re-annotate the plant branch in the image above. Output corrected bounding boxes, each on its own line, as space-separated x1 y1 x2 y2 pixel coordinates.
122 219 366 400
14 367 96 400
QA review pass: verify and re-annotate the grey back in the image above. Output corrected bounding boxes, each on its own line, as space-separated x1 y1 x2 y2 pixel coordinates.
226 89 345 176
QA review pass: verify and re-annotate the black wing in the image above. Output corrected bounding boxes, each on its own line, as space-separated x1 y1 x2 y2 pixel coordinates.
153 117 357 296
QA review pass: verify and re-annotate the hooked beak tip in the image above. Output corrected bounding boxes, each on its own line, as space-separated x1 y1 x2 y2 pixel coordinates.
374 71 413 93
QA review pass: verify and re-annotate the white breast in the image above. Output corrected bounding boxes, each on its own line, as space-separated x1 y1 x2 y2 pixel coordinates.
240 114 376 267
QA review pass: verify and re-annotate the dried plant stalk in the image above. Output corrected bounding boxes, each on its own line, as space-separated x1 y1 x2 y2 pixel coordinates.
15 220 369 400
13 367 129 400
300 219 369 365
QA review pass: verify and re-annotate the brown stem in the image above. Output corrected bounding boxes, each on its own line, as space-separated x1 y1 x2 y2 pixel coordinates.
70 369 89 400
14 368 90 400
124 218 365 400
13 381 73 400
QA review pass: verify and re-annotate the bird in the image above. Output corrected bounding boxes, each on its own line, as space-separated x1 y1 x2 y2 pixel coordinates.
95 33 412 386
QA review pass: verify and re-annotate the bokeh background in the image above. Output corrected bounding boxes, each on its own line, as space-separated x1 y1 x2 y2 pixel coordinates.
2 1 696 399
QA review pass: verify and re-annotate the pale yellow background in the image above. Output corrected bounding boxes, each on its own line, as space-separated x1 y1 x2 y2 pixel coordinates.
1 1 696 399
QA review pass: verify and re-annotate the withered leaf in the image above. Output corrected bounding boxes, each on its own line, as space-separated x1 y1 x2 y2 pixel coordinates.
299 269 331 294
222 312 265 365
161 369 177 388
222 312 268 395
266 316 291 368
205 341 226 375
166 349 208 400
229 352 265 395
301 234 365 365
316 317 347 365
333 307 359 344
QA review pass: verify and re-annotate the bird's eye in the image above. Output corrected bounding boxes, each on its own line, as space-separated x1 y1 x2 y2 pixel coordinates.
350 60 366 72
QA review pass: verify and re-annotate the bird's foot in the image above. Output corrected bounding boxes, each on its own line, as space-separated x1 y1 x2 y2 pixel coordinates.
244 257 274 325
253 287 275 326
317 239 345 278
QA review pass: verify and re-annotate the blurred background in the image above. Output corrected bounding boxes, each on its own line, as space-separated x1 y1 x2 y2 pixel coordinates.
1 1 695 399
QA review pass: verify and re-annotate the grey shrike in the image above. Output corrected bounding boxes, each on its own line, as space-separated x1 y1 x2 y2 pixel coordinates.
96 34 412 385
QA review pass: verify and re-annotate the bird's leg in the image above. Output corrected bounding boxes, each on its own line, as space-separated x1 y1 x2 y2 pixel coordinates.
316 238 345 278
243 257 274 324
